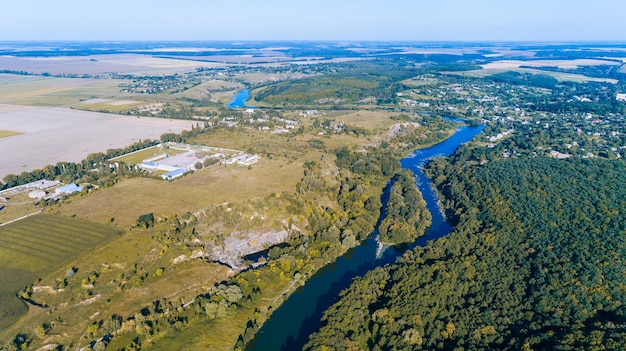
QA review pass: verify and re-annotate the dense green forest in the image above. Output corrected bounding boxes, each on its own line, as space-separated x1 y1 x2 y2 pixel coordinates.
252 61 480 106
305 154 626 350
378 170 431 245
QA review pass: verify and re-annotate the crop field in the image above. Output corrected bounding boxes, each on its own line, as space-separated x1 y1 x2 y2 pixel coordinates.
451 67 618 83
74 98 146 113
0 74 127 106
0 54 214 76
0 214 121 329
450 59 620 84
0 105 197 179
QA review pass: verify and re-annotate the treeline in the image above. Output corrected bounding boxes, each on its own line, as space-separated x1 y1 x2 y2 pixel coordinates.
487 71 559 89
378 170 431 245
0 69 113 79
305 154 626 350
253 60 421 106
1 138 158 190
520 64 626 81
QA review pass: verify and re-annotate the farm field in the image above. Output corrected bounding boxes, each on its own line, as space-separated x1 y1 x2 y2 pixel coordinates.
450 59 621 83
0 74 127 106
109 144 188 165
484 58 622 69
452 67 619 83
0 54 215 76
0 105 197 179
0 214 121 330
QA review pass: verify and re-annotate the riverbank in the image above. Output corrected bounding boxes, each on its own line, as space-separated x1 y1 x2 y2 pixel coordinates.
246 123 485 350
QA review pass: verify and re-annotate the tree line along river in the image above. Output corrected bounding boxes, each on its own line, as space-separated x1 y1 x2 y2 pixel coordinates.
245 121 485 350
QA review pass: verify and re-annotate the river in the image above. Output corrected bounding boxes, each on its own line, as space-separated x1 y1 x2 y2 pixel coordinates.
245 123 485 351
227 89 254 109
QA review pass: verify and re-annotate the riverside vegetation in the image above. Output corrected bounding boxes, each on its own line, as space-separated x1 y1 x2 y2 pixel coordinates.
1 42 625 350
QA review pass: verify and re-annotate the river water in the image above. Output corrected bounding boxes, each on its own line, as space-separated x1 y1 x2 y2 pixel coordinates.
228 89 254 109
246 123 485 351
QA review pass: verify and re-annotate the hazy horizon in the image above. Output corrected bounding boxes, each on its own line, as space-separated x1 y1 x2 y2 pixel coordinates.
2 0 625 42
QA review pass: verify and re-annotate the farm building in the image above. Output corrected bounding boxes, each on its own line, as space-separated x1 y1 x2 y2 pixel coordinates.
55 183 84 195
161 168 186 180
28 190 47 199
225 154 260 166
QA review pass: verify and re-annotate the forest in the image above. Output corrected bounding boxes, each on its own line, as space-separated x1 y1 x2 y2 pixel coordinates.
378 170 431 245
305 153 626 350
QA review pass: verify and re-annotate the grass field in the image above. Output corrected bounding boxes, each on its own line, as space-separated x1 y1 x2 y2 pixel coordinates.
326 110 398 131
109 145 188 164
0 214 121 330
57 157 304 227
171 80 242 101
0 130 22 138
0 193 41 225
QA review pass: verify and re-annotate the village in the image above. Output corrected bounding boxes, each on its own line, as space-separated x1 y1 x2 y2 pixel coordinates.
403 75 626 160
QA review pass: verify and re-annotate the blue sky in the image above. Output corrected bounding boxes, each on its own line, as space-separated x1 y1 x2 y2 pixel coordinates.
1 0 625 41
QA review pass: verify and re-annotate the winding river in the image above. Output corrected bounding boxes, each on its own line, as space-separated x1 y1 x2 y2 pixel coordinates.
246 123 485 351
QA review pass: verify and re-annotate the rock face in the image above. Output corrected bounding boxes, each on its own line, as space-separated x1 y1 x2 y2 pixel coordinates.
204 230 291 270
388 122 421 139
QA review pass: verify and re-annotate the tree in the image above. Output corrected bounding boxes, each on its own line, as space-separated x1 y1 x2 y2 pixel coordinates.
136 213 155 229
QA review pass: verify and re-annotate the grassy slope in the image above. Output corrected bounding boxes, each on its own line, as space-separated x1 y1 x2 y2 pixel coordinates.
0 214 121 330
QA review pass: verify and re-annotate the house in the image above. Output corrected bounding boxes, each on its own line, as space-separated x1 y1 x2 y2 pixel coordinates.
617 93 626 102
55 183 84 195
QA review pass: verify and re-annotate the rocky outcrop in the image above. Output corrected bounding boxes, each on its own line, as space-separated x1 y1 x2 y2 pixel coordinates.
203 229 291 270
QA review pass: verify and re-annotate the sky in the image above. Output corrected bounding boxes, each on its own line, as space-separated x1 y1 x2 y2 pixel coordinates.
1 0 625 41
